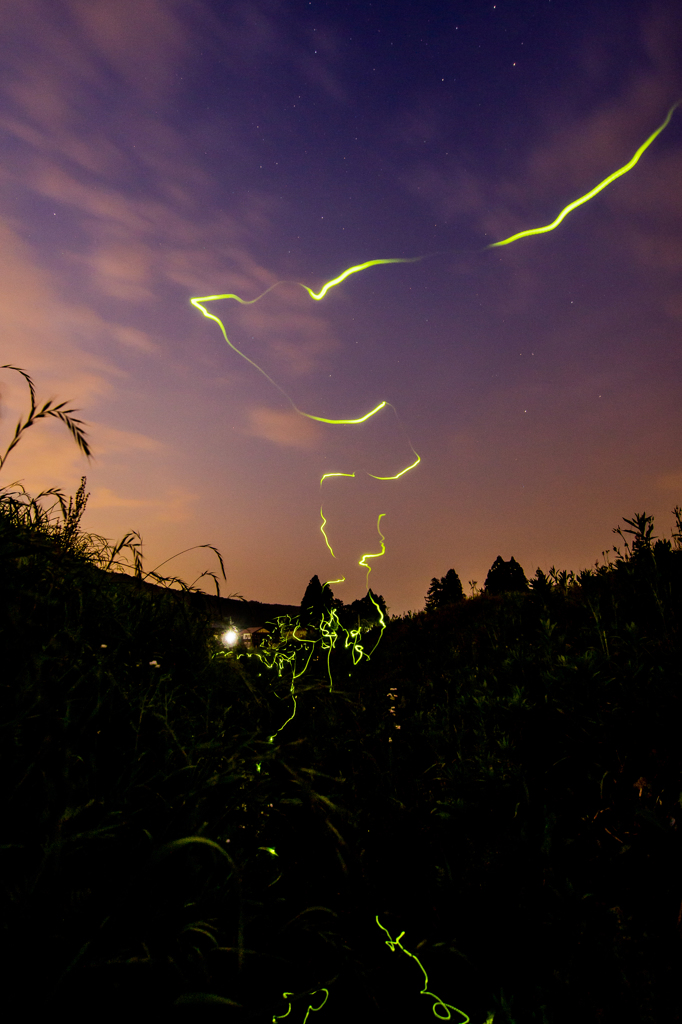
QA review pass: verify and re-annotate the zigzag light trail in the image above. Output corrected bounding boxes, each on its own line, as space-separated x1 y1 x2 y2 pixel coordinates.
375 915 485 1022
192 99 680 427
359 513 386 589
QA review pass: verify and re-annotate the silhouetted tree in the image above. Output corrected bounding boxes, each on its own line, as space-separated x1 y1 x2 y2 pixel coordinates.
484 556 528 596
300 575 337 625
425 568 465 611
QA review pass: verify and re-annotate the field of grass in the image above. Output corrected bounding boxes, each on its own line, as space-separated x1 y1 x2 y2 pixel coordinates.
1 373 680 1020
2 480 680 1022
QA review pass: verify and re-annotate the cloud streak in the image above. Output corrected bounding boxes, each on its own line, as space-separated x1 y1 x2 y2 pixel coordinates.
246 405 323 449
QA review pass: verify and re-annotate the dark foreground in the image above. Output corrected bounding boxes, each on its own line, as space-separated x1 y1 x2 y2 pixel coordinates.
1 503 681 1023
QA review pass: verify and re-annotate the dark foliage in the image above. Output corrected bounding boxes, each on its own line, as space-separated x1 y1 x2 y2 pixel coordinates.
2 475 681 1023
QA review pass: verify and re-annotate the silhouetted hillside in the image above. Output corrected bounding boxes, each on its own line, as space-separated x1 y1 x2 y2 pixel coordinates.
93 564 300 629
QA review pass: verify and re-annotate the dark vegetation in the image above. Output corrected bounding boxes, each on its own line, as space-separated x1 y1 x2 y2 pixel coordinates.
425 567 465 610
2 368 681 1022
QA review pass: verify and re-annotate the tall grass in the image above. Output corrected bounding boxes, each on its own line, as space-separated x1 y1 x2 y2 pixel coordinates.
1 368 680 1022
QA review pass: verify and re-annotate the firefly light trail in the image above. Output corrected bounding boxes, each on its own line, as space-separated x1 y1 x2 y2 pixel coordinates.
375 916 482 1022
488 99 680 248
192 99 680 418
270 916 487 1024
192 284 421 581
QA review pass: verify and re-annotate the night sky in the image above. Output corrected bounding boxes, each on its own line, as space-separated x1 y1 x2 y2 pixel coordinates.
1 0 681 614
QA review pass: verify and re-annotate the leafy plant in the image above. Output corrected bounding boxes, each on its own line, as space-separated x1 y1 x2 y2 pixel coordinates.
0 363 91 473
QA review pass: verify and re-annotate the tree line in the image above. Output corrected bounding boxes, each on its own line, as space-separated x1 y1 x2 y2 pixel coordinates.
426 555 535 610
301 554 547 623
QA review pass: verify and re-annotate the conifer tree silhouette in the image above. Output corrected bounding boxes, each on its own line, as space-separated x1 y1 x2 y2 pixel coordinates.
300 574 336 625
484 556 528 595
425 568 465 611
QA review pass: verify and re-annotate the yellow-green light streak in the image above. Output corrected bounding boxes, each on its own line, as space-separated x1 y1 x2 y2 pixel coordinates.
320 507 335 558
320 472 356 483
301 256 424 300
319 473 355 559
376 916 475 1022
273 988 329 1023
305 400 387 425
193 265 421 570
358 513 386 588
191 294 287 400
489 100 680 248
368 453 421 480
192 276 409 427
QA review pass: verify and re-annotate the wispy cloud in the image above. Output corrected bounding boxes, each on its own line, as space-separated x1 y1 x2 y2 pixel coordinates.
0 0 340 427
0 1 338 382
246 405 323 449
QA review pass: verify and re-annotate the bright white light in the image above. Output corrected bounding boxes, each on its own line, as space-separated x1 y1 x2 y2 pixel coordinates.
222 628 238 646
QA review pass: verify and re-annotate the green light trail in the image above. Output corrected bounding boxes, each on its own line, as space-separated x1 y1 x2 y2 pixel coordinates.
192 278 420 570
268 914 488 1023
358 513 386 588
375 916 480 1022
320 472 356 483
319 506 336 558
368 453 421 480
305 400 387 425
364 588 387 659
300 256 424 299
192 291 393 426
273 987 329 1023
225 573 386 706
488 100 680 248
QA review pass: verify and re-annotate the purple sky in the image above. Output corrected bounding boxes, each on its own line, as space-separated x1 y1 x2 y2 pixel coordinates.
1 0 681 614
